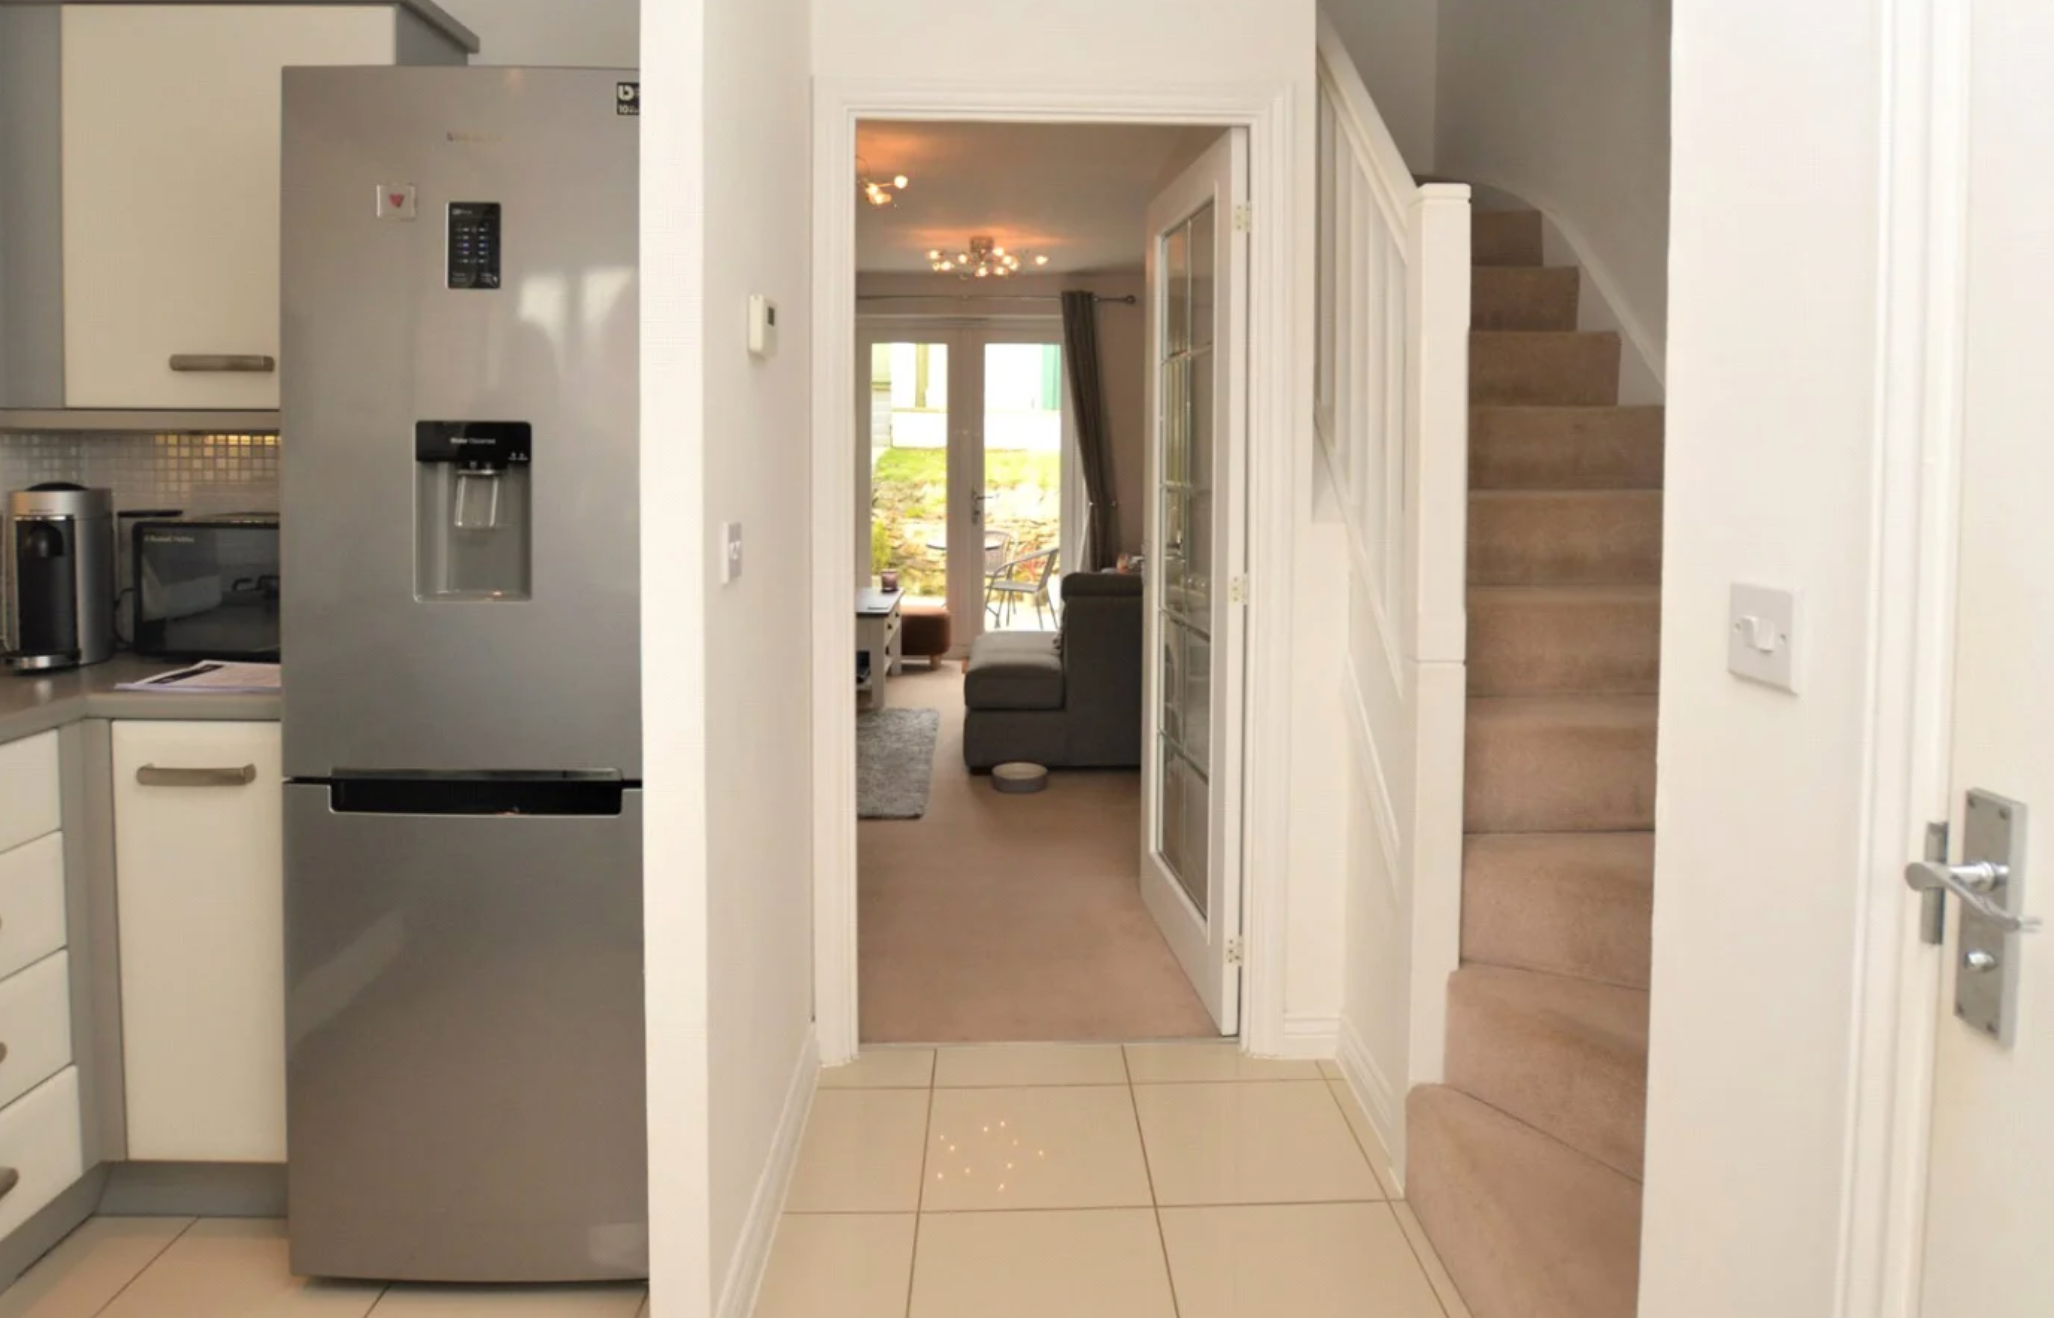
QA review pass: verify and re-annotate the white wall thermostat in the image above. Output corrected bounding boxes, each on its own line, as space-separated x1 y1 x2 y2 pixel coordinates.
748 295 779 358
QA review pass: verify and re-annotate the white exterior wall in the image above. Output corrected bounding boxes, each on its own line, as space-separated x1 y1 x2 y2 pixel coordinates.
1640 1 1892 1312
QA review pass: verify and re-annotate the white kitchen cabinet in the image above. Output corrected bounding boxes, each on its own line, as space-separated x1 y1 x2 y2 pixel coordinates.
58 5 463 409
112 721 285 1163
0 1069 83 1241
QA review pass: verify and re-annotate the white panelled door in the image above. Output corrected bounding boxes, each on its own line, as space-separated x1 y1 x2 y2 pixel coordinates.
1917 2 2054 1311
1140 130 1248 1033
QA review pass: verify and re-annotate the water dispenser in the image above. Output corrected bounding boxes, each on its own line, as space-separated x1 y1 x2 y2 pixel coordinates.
415 422 532 600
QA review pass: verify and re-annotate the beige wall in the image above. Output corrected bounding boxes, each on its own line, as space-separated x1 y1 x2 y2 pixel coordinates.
1323 0 1439 173
438 0 638 66
855 271 1148 560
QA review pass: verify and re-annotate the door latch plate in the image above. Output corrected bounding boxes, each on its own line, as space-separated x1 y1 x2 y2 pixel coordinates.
1956 789 2028 1045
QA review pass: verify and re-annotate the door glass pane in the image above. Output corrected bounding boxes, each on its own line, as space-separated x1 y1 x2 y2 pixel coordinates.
869 342 948 609
982 343 1064 631
1155 201 1218 917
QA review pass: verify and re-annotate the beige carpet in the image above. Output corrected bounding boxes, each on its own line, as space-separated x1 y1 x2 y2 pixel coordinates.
858 665 1219 1044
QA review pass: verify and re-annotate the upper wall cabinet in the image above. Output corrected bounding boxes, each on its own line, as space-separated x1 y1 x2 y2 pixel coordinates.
0 4 477 415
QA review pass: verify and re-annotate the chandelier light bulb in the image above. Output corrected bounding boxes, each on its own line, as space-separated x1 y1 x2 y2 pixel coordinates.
1035 255 1050 266
893 175 909 189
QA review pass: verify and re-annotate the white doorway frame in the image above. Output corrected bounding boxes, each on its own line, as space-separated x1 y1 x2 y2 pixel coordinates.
810 79 1301 1066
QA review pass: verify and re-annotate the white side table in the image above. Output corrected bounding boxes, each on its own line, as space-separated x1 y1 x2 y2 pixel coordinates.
856 589 903 712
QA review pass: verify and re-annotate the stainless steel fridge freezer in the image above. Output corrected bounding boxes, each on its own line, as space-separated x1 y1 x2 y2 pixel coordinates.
279 67 644 1283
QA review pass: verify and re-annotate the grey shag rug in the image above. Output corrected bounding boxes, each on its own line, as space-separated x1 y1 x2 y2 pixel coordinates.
857 707 942 819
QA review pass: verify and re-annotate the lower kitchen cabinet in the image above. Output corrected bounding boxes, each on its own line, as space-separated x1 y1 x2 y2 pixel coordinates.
112 721 284 1163
0 1068 83 1240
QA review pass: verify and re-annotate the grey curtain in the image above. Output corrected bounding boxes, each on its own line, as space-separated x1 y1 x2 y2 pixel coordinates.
1060 290 1121 570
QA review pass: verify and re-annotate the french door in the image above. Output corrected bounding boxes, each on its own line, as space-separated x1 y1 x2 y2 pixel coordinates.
859 321 1077 651
1139 130 1248 1034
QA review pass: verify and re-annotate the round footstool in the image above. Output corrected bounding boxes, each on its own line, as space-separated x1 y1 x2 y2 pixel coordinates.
901 605 953 669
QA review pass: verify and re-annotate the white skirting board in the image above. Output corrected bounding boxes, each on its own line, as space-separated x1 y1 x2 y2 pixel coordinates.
1272 1013 1341 1060
714 1028 821 1318
1338 1017 1405 1191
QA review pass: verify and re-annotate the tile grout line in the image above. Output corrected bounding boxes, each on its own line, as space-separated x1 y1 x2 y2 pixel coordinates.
1122 1046 1184 1318
86 1216 205 1318
902 1058 938 1318
1318 1073 1396 1200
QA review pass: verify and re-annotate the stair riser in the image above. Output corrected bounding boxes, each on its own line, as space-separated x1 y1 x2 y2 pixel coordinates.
1463 858 1654 989
1406 1087 1642 1318
1468 594 1660 697
1471 333 1620 406
1445 978 1649 1180
1470 408 1666 491
1472 211 1544 267
1468 493 1664 588
1473 267 1580 332
1466 708 1657 833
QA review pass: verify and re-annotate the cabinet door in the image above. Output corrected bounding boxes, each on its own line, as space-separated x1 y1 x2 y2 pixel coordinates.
113 721 284 1162
61 6 396 409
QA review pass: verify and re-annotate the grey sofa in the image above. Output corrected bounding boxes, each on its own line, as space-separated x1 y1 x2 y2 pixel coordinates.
963 572 1143 770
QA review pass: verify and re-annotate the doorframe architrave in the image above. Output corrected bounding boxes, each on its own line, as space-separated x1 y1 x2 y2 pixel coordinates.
810 78 1303 1065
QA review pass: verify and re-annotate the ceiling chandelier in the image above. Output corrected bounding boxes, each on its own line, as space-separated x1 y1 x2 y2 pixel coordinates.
859 170 910 207
930 235 1050 279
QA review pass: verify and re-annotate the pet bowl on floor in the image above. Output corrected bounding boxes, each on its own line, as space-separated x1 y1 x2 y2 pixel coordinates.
991 762 1049 794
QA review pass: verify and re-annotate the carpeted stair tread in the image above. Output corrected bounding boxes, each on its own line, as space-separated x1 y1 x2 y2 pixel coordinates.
1472 266 1580 332
1463 832 1655 988
1468 491 1663 588
1471 406 1665 491
1407 1085 1641 1318
1446 966 1649 1179
1465 697 1657 833
1470 331 1620 406
1471 210 1544 267
1468 586 1661 697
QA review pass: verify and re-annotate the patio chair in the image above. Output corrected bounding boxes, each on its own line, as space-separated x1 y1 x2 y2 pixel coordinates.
986 545 1061 629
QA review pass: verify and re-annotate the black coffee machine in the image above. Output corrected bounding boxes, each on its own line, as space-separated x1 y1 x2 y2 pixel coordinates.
6 483 115 672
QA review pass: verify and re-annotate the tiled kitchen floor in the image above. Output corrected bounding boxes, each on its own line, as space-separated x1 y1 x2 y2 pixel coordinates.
0 1044 1469 1318
761 1042 1474 1318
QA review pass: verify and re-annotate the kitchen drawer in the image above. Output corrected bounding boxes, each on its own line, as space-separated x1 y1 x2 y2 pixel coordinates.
0 834 66 983
0 732 60 857
0 1067 82 1241
0 953 71 1112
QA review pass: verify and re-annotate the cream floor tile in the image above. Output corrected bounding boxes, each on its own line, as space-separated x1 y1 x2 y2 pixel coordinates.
369 1285 644 1316
786 1089 931 1213
1124 1043 1324 1084
0 1217 193 1318
750 1215 914 1318
98 1220 382 1318
818 1049 936 1090
1393 1201 1476 1318
1327 1078 1403 1198
931 1044 1128 1088
908 1210 1175 1318
922 1086 1152 1211
1317 1059 1344 1081
1133 1082 1384 1206
1159 1204 1444 1318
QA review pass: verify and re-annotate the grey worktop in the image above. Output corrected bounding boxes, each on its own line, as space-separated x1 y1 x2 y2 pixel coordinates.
0 656 279 743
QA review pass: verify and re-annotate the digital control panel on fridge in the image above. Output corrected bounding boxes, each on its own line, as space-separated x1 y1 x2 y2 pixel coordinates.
279 67 643 1284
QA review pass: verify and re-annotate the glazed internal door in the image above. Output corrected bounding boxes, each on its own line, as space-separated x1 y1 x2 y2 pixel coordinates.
1140 130 1248 1033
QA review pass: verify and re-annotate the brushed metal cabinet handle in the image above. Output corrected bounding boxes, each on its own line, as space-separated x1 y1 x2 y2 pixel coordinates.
136 764 258 788
168 355 276 374
0 1168 18 1200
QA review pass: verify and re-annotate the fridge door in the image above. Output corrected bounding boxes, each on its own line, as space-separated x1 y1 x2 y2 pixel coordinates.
280 68 640 778
284 783 646 1282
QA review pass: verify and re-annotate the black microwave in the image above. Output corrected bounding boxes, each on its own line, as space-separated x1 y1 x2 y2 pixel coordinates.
132 516 281 661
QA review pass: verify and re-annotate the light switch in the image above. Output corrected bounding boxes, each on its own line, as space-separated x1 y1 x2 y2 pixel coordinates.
748 295 778 358
721 522 743 584
1728 583 1801 693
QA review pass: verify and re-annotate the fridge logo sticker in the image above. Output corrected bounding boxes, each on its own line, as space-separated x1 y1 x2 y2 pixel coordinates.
377 184 417 221
616 82 639 116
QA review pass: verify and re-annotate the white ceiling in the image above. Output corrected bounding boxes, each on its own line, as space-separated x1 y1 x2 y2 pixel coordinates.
854 122 1210 276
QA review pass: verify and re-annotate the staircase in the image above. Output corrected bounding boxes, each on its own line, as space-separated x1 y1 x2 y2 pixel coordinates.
1405 209 1662 1318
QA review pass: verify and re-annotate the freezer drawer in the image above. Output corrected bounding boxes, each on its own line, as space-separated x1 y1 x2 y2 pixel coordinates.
284 784 646 1282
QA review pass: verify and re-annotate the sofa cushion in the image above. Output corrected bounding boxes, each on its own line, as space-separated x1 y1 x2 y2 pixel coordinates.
965 632 1065 711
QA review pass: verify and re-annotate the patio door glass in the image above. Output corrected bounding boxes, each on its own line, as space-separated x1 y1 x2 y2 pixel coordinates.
979 340 1066 632
866 340 950 609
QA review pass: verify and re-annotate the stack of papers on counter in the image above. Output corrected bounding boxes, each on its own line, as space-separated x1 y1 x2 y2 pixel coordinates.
115 661 281 695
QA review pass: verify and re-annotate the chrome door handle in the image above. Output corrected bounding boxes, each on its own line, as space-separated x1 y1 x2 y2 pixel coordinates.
136 764 258 788
1905 861 2043 934
168 354 276 374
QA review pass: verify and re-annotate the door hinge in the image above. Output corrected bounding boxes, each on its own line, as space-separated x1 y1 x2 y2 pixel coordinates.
1229 575 1250 605
1919 819 1950 946
1225 938 1244 966
1233 204 1253 233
